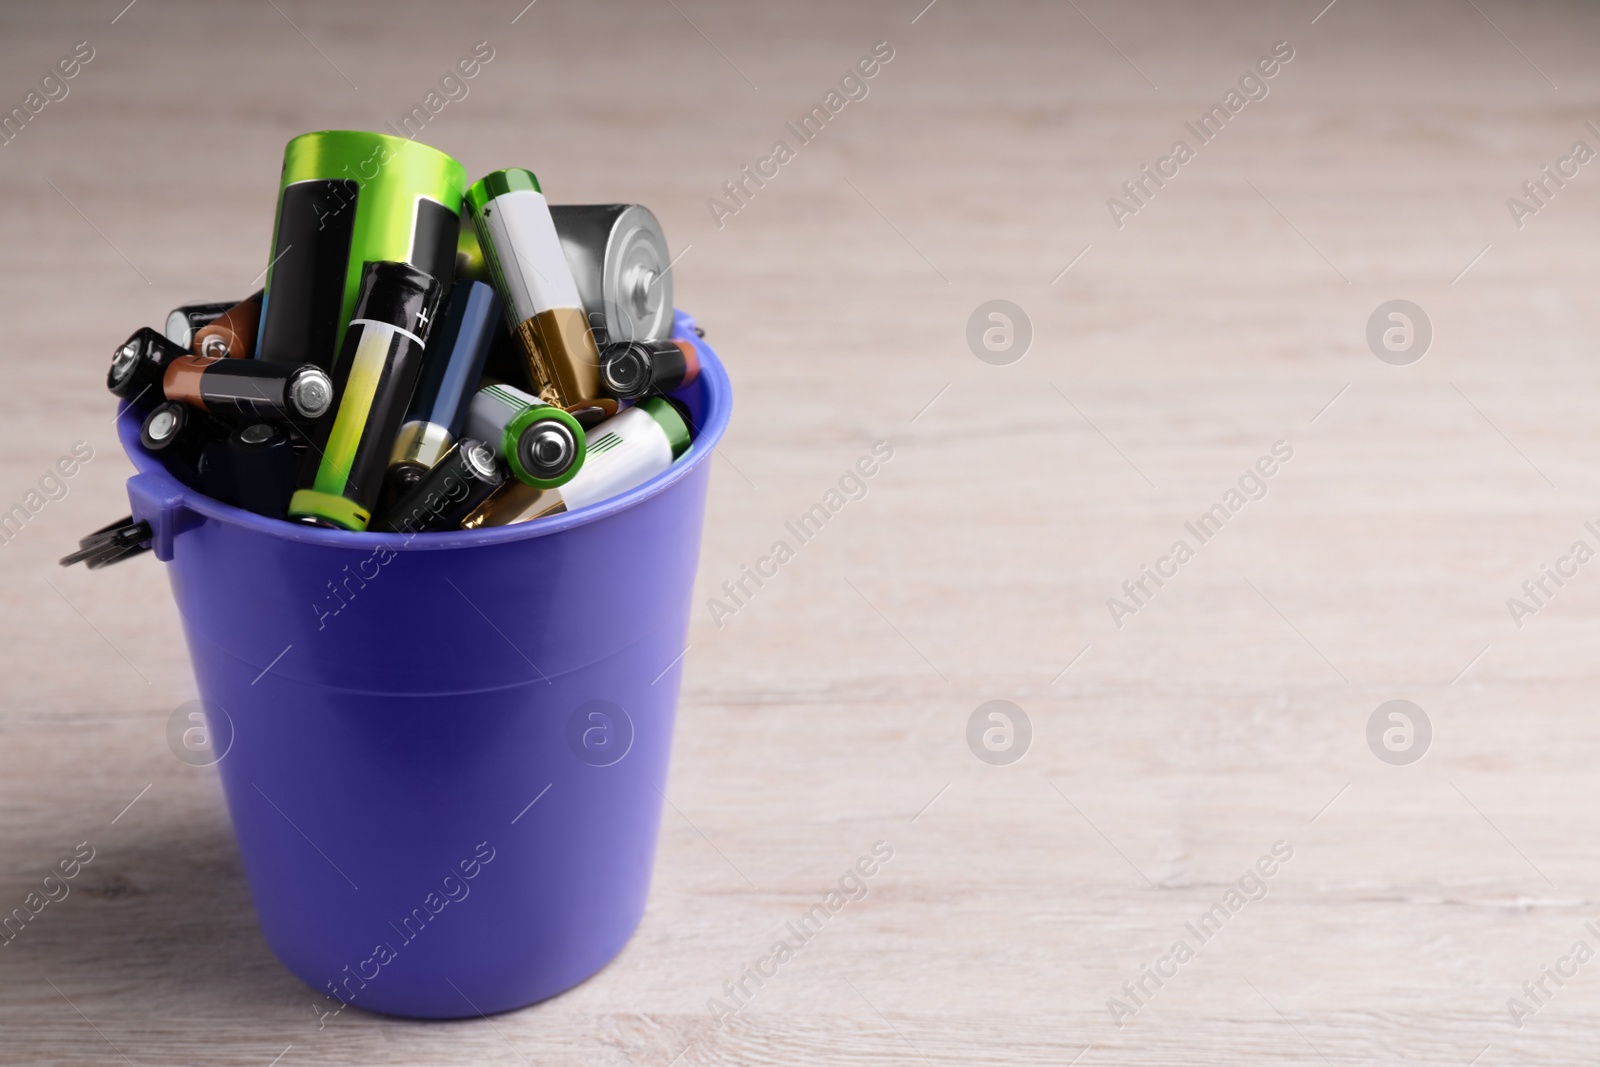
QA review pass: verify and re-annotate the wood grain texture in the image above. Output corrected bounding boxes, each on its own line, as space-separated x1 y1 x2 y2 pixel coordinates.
3 0 1599 1063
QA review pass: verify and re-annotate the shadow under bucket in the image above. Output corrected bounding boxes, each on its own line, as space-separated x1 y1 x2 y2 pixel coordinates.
120 310 730 1019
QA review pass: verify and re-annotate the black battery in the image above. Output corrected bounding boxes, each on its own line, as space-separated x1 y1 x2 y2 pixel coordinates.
109 327 188 410
140 401 231 487
598 339 700 400
198 423 300 518
164 299 236 348
163 354 334 423
370 438 505 534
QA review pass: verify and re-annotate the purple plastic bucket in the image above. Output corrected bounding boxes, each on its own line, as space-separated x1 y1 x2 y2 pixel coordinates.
119 310 728 1019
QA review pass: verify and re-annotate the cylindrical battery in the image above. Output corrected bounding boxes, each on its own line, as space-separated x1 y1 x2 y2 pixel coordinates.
192 290 263 359
163 354 334 422
197 423 299 518
258 131 465 373
466 381 586 489
556 397 691 512
140 400 231 487
109 327 189 409
386 279 501 497
549 204 674 345
464 396 690 527
598 339 700 400
165 299 236 348
466 169 602 408
371 438 505 534
288 261 444 531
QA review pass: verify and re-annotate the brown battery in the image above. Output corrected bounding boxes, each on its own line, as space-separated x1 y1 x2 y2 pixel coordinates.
163 353 334 422
192 290 263 359
564 397 620 430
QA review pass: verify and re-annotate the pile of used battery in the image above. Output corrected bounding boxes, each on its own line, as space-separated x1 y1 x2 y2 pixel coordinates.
67 130 700 568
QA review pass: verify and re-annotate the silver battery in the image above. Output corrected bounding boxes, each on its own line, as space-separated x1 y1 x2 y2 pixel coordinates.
549 204 673 345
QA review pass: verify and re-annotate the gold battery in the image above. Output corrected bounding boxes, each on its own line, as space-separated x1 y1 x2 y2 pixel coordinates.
514 306 602 409
460 480 564 528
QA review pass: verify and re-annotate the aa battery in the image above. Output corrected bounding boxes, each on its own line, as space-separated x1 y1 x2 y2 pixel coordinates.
466 169 602 408
163 354 333 422
258 131 465 372
558 397 690 511
140 401 231 486
466 381 586 489
549 204 674 345
198 423 299 518
191 291 263 359
165 299 236 349
371 438 505 534
386 280 501 497
109 327 188 409
288 261 443 531
464 397 690 527
598 339 699 400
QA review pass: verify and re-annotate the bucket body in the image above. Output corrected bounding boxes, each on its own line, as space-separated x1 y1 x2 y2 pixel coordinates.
122 311 729 1019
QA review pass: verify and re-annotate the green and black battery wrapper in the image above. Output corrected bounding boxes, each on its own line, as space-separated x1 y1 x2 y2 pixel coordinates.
288 261 443 531
257 131 465 373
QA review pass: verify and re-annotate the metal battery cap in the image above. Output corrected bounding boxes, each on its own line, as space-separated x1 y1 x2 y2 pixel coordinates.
605 206 672 342
144 406 179 444
599 341 650 398
521 424 574 478
462 439 503 483
239 423 277 446
289 366 334 419
109 341 140 386
504 403 586 488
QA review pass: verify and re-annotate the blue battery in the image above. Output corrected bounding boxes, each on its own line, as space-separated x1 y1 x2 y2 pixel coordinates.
385 280 502 497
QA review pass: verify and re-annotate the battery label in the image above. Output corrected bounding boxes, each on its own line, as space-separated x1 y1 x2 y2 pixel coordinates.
559 406 673 512
479 188 581 322
588 430 624 456
467 382 533 447
316 324 395 493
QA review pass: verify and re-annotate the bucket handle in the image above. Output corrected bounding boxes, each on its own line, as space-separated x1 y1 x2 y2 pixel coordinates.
125 468 196 562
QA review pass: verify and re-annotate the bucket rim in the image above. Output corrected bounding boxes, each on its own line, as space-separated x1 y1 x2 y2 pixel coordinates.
118 310 731 552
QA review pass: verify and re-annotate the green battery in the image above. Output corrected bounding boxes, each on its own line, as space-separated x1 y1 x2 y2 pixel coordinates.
257 130 466 372
465 381 586 489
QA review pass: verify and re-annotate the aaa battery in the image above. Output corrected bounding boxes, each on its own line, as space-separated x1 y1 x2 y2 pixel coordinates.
465 169 602 408
109 327 188 410
371 438 505 534
191 290 263 359
288 261 443 531
164 354 333 422
140 401 231 487
165 299 236 349
598 339 700 400
386 279 501 497
197 423 299 518
465 381 586 489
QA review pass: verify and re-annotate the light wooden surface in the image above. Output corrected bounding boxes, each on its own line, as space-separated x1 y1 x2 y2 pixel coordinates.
4 0 1600 1063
